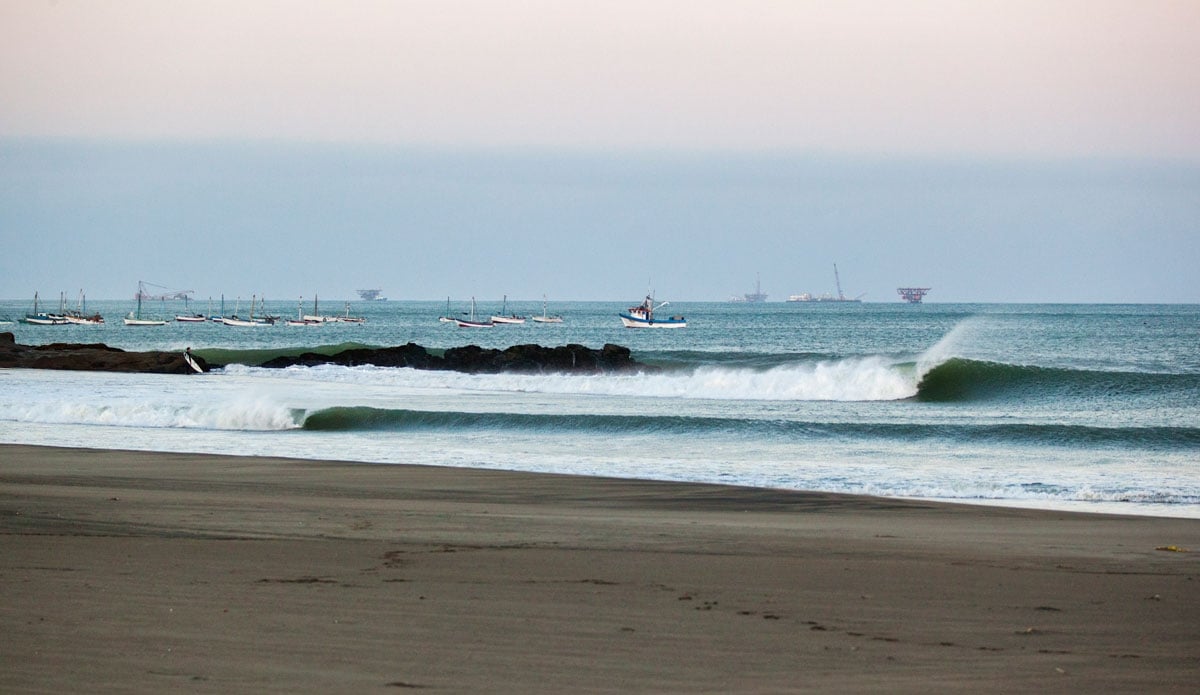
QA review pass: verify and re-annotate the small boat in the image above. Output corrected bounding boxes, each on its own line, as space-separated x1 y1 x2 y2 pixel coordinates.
63 290 105 325
332 302 365 324
619 294 686 328
531 295 563 324
124 308 166 326
22 292 69 325
220 296 272 327
124 282 168 326
438 296 457 323
301 294 333 323
490 295 525 324
175 295 207 322
286 297 323 326
455 297 493 328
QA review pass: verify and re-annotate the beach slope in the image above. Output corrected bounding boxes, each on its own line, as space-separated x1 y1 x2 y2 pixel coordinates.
2 445 1197 692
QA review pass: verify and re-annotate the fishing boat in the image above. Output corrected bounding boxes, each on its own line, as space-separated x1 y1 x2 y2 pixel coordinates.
438 297 457 323
531 295 563 323
63 291 105 325
220 295 272 327
300 294 333 323
332 302 365 324
123 284 167 326
619 294 686 328
174 295 207 322
490 295 525 324
455 297 493 328
22 292 68 325
285 297 323 326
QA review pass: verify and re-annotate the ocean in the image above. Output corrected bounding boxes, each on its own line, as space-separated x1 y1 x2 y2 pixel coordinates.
1 298 1197 518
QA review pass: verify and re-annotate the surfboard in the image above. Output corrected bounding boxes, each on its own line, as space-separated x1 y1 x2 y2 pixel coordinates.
183 352 204 374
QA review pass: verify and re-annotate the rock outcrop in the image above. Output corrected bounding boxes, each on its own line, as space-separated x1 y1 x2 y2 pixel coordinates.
0 332 207 374
261 342 646 374
0 333 647 375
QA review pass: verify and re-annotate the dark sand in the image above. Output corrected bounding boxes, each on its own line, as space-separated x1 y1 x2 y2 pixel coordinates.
2 444 1197 693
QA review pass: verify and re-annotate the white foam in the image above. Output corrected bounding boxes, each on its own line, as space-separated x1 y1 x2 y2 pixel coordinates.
0 398 300 431
238 355 922 402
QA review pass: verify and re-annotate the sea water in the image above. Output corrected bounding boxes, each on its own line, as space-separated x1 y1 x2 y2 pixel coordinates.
1 299 1197 518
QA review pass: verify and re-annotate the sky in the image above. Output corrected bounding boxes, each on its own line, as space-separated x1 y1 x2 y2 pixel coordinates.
1 1 1198 303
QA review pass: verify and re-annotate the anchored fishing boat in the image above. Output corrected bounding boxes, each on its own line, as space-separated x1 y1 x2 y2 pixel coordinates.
22 292 68 325
531 295 563 323
455 297 493 328
490 295 525 324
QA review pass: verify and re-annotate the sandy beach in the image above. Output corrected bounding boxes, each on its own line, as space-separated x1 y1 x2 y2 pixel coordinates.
1 444 1197 693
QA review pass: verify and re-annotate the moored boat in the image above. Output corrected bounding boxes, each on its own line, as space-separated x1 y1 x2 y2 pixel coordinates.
490 295 525 324
531 295 563 324
124 283 167 326
332 302 365 324
63 291 105 325
286 297 324 326
220 295 273 327
174 295 207 322
438 296 457 323
22 292 69 325
455 297 493 328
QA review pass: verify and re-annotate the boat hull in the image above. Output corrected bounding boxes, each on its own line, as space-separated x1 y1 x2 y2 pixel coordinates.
23 315 68 325
619 313 687 328
220 318 271 327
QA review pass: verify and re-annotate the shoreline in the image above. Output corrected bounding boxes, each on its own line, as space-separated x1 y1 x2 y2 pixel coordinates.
5 437 1195 521
2 444 1198 692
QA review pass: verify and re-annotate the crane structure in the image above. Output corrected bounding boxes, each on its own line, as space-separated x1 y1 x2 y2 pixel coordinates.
897 287 931 304
135 280 193 301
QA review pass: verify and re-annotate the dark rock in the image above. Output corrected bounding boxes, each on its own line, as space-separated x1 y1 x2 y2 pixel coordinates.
0 333 647 375
260 343 436 369
439 343 644 374
260 341 647 374
0 333 203 374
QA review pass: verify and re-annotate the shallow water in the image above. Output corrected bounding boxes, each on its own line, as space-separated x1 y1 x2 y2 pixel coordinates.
2 299 1197 517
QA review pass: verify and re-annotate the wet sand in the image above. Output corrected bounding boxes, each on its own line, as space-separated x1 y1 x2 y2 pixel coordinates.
2 444 1197 693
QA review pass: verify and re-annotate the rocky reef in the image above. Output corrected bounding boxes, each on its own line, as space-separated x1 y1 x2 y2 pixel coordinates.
0 332 206 374
0 333 646 375
258 342 645 374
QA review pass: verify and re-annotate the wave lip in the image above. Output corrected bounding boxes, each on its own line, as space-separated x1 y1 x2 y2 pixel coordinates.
916 357 1200 403
299 406 1200 451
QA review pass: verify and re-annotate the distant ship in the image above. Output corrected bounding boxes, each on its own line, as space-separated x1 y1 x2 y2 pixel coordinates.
897 287 931 303
787 264 863 303
356 289 387 301
729 274 768 303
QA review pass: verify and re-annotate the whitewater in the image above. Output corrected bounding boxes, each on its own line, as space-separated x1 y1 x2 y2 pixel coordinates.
1 300 1197 517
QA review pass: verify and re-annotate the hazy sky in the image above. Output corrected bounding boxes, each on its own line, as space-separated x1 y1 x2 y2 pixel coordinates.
2 1 1198 302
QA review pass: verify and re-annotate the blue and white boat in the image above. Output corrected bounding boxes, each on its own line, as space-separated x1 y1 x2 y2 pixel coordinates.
22 292 68 325
619 294 686 328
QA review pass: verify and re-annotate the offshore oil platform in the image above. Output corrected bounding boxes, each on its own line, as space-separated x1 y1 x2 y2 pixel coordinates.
730 273 769 303
355 289 387 301
897 287 931 303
